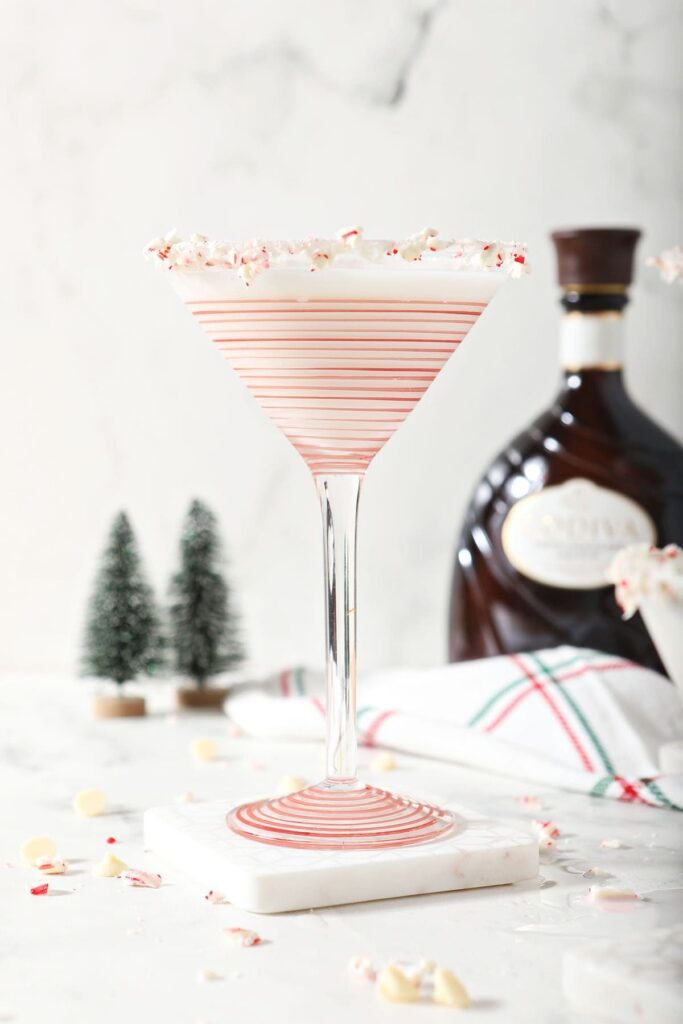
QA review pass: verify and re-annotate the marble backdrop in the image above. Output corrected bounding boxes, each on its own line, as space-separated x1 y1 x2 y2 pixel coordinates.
1 0 681 674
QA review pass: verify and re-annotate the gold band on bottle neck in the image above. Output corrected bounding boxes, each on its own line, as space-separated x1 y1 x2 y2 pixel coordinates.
562 361 623 371
563 310 623 320
561 283 628 294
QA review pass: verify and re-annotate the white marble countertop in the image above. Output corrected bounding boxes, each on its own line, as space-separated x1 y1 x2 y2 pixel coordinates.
1 677 681 1024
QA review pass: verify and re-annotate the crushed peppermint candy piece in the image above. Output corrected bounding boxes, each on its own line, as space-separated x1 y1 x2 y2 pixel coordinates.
34 856 67 875
106 836 117 844
369 751 397 772
647 245 683 285
30 883 49 896
520 795 544 812
204 890 227 904
176 791 194 804
377 965 418 1003
600 838 628 850
348 955 376 981
607 544 683 619
588 885 639 903
221 927 261 948
532 820 560 839
433 967 471 1008
410 958 436 982
119 869 162 889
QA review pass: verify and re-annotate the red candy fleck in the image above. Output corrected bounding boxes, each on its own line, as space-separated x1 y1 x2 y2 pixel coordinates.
106 837 117 844
30 883 49 896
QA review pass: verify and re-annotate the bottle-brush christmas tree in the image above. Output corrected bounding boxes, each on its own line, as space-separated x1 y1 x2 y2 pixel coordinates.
82 512 162 687
170 499 244 688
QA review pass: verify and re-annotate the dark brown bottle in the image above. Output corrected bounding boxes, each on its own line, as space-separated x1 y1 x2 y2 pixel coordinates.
449 227 683 673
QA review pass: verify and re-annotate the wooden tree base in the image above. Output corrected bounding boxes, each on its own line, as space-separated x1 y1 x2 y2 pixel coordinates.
93 694 147 718
176 687 228 710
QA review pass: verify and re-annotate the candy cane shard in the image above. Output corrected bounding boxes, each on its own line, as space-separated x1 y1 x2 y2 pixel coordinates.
222 927 261 948
35 856 68 875
204 890 227 904
119 869 162 889
348 955 376 981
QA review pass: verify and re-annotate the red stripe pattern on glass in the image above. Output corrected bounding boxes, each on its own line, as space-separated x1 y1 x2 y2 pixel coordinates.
188 298 485 475
227 782 458 850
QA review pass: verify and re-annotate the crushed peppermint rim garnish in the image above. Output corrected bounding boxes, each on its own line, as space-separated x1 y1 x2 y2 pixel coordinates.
145 227 528 284
647 245 683 285
606 544 683 619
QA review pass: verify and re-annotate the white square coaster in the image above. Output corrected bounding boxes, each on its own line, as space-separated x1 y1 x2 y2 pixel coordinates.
144 799 538 913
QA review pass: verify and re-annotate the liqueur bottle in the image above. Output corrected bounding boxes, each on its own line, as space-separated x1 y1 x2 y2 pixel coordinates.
449 227 683 673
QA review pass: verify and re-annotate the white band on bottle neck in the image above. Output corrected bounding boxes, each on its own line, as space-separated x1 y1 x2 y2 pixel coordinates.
560 312 623 370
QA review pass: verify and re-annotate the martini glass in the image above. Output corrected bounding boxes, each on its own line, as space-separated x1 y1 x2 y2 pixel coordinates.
148 231 525 849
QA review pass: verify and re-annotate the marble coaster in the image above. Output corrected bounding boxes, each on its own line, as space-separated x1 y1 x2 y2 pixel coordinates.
144 798 538 913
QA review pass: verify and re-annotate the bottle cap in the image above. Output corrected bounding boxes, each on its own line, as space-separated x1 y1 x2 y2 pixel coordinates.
551 227 641 290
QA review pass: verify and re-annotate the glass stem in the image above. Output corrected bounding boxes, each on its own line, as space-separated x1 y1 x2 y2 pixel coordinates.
316 474 362 785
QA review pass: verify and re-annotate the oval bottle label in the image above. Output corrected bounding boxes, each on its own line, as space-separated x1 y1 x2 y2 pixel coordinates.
501 478 656 589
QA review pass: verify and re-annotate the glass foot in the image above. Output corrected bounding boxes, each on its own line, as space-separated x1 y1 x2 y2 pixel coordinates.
227 780 457 850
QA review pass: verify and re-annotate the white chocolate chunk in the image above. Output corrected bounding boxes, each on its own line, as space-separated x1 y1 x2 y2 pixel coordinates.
377 965 418 1003
73 788 107 817
20 836 56 866
588 885 638 903
370 752 397 772
600 837 627 849
93 851 129 878
191 738 217 762
276 775 307 796
433 966 471 1008
195 968 221 983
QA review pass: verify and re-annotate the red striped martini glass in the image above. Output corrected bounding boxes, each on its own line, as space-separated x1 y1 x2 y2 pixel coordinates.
147 228 526 850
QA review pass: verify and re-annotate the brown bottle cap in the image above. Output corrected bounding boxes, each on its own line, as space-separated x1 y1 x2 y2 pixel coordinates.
551 227 641 290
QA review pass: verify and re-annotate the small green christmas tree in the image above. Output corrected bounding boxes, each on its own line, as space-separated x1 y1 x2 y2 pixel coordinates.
82 512 163 687
170 499 244 688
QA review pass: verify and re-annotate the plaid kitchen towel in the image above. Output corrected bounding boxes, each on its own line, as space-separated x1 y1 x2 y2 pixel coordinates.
226 647 683 810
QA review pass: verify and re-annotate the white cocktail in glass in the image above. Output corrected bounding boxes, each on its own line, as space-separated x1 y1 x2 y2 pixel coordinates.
147 228 526 849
